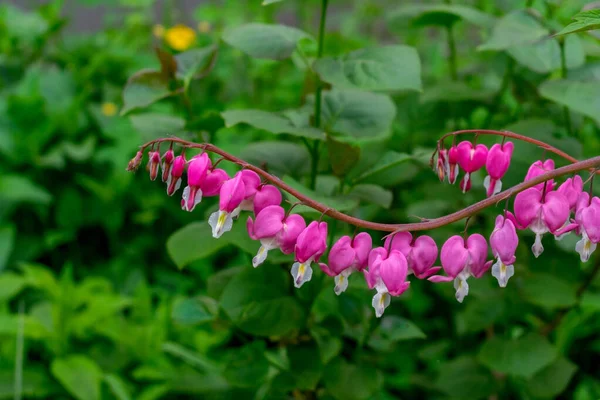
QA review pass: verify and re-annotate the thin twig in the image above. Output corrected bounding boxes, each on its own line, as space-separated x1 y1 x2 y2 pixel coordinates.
134 137 600 234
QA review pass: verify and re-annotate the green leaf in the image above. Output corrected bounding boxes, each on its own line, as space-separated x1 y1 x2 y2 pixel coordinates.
520 273 578 308
219 266 305 337
580 291 600 311
477 333 557 378
175 45 218 89
539 80 600 125
347 184 393 209
155 47 178 79
420 81 497 103
282 176 359 214
0 175 52 206
262 0 284 4
368 316 426 351
556 9 600 36
525 357 577 398
0 272 25 301
387 4 495 28
327 136 360 176
104 374 132 400
130 113 186 141
222 23 313 60
0 225 15 271
172 296 216 325
313 46 422 92
0 4 49 43
121 70 174 115
435 356 497 399
221 109 325 140
223 342 270 387
166 222 228 269
271 344 324 391
478 10 549 51
316 90 396 141
310 326 343 364
324 359 383 400
507 34 584 73
239 141 311 177
162 342 221 373
51 355 103 400
355 151 412 183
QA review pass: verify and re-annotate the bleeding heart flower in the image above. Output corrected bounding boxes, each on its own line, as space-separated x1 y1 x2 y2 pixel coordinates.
319 233 372 295
490 215 518 287
182 153 211 212
161 148 175 182
456 141 488 193
247 206 306 267
166 155 186 196
385 232 440 279
253 185 282 215
557 175 583 212
514 188 569 257
147 150 162 181
291 221 327 288
127 150 143 171
208 172 246 238
429 234 489 303
437 149 447 182
574 194 600 262
363 247 392 317
233 170 262 217
447 145 459 184
524 160 555 191
200 168 229 197
484 142 514 197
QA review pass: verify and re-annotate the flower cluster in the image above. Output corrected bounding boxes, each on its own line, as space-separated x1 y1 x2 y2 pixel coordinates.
128 136 599 318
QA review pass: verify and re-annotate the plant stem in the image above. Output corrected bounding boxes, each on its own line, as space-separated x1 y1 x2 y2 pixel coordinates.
136 137 600 234
310 0 329 190
446 25 458 81
559 38 574 137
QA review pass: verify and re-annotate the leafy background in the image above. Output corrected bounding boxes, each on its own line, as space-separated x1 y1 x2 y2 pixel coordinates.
1 0 600 399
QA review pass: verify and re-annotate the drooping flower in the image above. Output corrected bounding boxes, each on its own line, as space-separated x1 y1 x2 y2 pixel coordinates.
456 141 488 193
200 168 229 197
247 206 306 267
429 234 489 303
557 175 584 212
182 153 211 212
514 187 569 257
208 173 246 238
127 150 144 171
291 221 328 288
524 159 555 191
489 215 518 287
167 155 186 196
232 170 261 217
147 150 162 181
437 148 447 182
484 142 514 197
319 233 372 295
363 247 410 317
161 148 175 182
385 232 440 279
447 145 459 184
253 185 282 215
574 194 600 262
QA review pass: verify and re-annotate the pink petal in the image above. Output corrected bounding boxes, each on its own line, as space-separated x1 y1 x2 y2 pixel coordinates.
352 232 373 270
514 188 543 228
542 191 570 233
253 185 282 215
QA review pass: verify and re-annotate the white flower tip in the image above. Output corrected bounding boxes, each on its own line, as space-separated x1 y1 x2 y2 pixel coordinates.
252 246 268 268
334 273 350 296
576 238 596 263
291 262 313 288
532 234 544 258
209 210 233 238
372 292 390 318
492 260 514 288
453 277 469 303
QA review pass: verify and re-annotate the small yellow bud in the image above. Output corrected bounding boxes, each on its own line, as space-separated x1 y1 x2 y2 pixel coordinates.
101 102 118 117
198 21 211 33
165 24 197 51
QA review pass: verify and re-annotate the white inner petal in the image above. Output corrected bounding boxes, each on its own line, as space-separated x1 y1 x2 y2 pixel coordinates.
209 210 233 238
291 261 313 288
453 276 469 303
491 258 514 288
334 269 352 296
372 291 390 318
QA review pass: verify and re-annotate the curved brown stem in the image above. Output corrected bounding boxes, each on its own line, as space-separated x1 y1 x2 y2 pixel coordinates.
135 137 600 234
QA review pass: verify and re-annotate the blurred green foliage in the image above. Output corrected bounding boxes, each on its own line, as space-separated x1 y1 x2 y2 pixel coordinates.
1 0 600 399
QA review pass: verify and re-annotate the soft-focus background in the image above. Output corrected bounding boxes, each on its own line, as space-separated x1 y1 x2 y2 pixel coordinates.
2 0 600 399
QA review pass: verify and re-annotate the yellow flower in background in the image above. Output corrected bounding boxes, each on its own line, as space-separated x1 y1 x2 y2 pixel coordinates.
101 102 118 117
165 24 197 51
198 21 211 33
153 24 165 38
